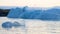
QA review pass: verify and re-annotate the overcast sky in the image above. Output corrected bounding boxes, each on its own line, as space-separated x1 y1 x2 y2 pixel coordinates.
0 0 60 8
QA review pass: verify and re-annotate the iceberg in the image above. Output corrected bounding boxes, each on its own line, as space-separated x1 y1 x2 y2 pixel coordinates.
7 7 60 21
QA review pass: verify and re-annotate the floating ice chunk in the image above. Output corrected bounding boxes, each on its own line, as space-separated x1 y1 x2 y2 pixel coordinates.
2 22 13 29
12 21 25 28
12 21 21 27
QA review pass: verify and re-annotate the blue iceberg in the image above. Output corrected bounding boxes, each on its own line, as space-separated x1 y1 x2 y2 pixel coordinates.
2 22 13 29
7 7 60 21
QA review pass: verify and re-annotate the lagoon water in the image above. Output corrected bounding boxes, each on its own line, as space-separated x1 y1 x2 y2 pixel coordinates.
0 17 60 34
